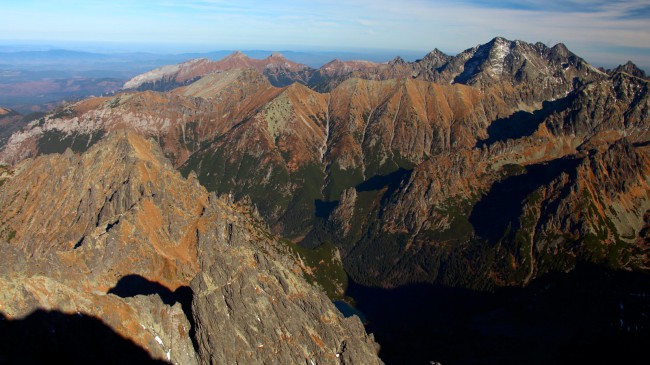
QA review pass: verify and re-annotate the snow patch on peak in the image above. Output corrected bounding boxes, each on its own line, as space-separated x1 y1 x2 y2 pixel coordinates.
489 39 511 77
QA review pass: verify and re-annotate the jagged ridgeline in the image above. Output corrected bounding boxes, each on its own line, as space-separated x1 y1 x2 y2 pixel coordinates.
2 36 647 292
0 131 382 363
1 36 649 364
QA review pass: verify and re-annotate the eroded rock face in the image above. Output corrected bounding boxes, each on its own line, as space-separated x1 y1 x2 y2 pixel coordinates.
191 197 381 364
0 130 382 364
611 61 648 80
1 38 648 293
0 131 207 362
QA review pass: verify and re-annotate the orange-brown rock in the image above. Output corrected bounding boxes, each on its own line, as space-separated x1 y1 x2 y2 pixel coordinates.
123 51 313 91
0 130 382 363
1 37 648 292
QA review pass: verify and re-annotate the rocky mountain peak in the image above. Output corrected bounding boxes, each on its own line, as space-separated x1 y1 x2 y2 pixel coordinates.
422 48 451 64
227 50 248 59
612 60 648 79
389 56 406 65
324 58 343 67
550 42 571 57
268 51 285 59
488 36 509 45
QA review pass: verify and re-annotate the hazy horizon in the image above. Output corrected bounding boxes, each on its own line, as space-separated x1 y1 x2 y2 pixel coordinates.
1 1 649 71
1 38 648 72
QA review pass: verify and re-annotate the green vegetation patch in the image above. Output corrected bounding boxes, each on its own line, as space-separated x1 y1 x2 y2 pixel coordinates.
182 144 327 237
279 163 325 236
290 241 348 299
6 230 16 243
424 197 475 243
37 130 105 155
323 161 364 201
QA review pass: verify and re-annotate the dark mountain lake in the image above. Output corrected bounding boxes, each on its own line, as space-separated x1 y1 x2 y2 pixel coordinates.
333 300 366 323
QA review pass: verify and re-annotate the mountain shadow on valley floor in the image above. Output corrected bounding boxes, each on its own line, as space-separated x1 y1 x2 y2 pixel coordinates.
314 199 338 219
0 309 169 364
469 157 582 244
107 274 197 351
476 96 576 148
356 168 412 195
314 168 412 220
303 168 413 249
347 263 650 365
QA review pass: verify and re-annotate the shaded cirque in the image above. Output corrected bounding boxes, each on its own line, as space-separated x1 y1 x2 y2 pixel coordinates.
476 95 576 148
469 157 582 244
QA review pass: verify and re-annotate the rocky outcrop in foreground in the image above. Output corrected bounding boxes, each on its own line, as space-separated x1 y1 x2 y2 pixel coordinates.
0 130 382 364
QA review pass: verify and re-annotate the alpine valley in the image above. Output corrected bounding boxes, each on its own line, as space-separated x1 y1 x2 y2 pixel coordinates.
1 37 649 364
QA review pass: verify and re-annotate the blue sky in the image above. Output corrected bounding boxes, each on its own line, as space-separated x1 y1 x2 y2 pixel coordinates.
1 0 649 69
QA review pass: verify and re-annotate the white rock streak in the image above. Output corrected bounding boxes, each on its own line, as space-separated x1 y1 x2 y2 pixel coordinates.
490 38 511 77
123 58 208 89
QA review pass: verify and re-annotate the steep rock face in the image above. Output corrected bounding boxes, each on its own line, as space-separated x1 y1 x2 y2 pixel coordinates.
420 38 604 112
191 198 382 364
480 139 650 285
0 130 382 363
409 49 454 80
181 76 513 236
543 72 650 143
263 51 315 86
4 58 644 244
2 72 512 238
525 140 650 269
0 131 208 362
0 131 204 290
122 36 603 109
321 74 649 288
611 61 648 80
0 275 198 364
331 138 650 289
325 78 507 185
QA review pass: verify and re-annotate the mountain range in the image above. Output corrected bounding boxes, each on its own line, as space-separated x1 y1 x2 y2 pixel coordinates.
0 47 425 113
0 36 648 364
